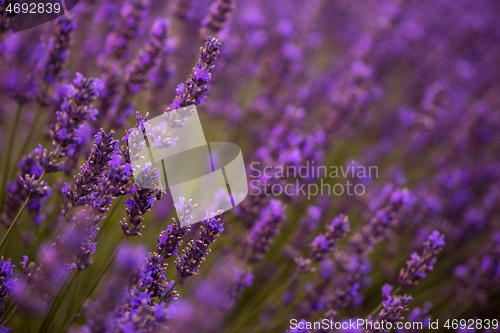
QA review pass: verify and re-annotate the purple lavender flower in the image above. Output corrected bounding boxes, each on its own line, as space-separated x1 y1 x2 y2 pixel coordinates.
41 14 77 85
18 175 51 199
19 255 35 283
174 197 196 226
166 36 221 111
241 199 286 263
310 214 350 262
176 211 224 277
200 0 234 37
47 73 103 161
396 302 432 333
1 74 102 230
173 0 191 19
148 39 175 109
111 18 170 127
1 157 50 227
0 325 12 332
285 319 310 333
113 225 189 332
97 0 151 121
364 286 412 333
62 130 123 206
349 188 410 256
13 243 75 315
80 244 147 332
124 18 170 95
157 219 191 258
233 182 272 229
399 230 445 287
120 163 160 237
225 267 253 308
285 205 322 259
0 257 14 311
454 231 500 305
108 0 151 61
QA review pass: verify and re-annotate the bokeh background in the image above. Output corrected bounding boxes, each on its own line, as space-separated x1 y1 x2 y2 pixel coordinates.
0 0 500 332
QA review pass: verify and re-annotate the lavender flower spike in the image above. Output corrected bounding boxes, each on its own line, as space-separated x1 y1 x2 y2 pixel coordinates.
42 13 76 85
365 285 412 333
399 230 445 287
310 214 350 262
225 267 253 308
42 72 103 170
0 256 15 312
200 0 234 37
242 199 286 263
111 18 170 127
124 18 170 95
176 210 224 277
285 319 310 333
109 0 151 61
167 36 221 111
157 219 191 259
63 130 121 205
120 164 161 237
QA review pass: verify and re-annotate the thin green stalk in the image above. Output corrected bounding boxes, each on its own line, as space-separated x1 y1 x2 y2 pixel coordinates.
61 237 128 331
165 277 181 298
225 273 297 333
2 302 19 326
0 103 23 215
0 193 31 251
0 141 63 250
94 196 124 242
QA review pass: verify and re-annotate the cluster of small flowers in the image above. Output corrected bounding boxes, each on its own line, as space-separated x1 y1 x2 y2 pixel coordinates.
0 0 500 331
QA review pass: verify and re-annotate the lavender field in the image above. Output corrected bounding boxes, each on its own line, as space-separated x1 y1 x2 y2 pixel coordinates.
0 0 499 332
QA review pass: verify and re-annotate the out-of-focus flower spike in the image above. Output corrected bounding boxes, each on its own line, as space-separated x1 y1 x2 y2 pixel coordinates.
310 214 350 262
399 230 445 287
173 0 192 19
109 0 151 61
41 13 77 87
200 0 234 38
241 199 286 263
111 18 170 127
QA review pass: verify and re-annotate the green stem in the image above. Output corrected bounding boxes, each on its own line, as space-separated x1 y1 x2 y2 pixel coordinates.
2 303 19 326
0 139 64 251
61 237 128 331
225 273 297 333
0 194 31 251
0 103 23 215
161 276 182 302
